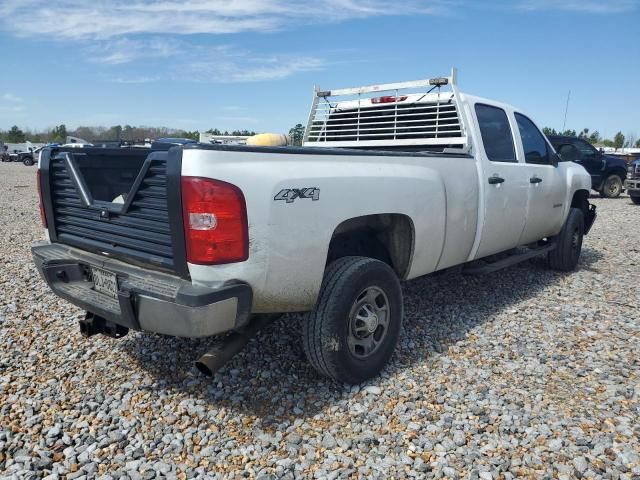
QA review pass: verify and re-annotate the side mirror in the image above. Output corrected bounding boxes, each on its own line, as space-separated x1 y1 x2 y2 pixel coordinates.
551 153 559 167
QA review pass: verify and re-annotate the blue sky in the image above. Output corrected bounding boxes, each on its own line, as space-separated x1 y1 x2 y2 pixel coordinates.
0 0 638 139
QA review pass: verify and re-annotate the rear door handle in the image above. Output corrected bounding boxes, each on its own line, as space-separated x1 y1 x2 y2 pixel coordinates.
488 175 505 185
530 176 543 184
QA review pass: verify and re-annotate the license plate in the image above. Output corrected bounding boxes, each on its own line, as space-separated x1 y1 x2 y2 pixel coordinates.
91 267 118 298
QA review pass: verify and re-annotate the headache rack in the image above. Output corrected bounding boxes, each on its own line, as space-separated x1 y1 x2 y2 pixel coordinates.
303 68 468 150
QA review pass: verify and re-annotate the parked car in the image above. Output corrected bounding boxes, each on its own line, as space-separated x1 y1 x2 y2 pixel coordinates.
625 158 640 204
32 70 596 384
1 146 9 162
16 147 42 166
548 135 627 198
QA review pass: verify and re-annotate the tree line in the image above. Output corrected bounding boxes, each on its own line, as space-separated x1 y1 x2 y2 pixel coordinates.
541 127 639 149
0 125 258 144
3 123 638 149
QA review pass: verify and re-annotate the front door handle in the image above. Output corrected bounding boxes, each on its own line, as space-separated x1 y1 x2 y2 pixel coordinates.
488 175 505 185
530 176 543 184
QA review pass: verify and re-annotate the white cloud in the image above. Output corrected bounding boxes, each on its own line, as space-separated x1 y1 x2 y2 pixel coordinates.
0 0 454 40
518 0 638 13
88 38 182 64
109 75 161 84
182 48 327 83
0 0 450 84
0 93 26 115
1 93 23 103
217 115 259 124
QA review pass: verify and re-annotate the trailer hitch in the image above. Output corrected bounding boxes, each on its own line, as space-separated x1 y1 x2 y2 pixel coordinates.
79 312 129 339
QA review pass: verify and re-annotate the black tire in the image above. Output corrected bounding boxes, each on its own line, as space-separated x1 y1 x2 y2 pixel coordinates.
599 174 623 198
302 256 403 384
23 157 34 166
548 208 584 272
631 196 640 205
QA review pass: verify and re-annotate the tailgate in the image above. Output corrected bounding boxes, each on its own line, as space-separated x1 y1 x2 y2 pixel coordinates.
39 147 188 277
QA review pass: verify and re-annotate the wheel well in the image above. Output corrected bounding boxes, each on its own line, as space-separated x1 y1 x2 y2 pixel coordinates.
606 168 626 180
326 214 414 278
571 189 590 217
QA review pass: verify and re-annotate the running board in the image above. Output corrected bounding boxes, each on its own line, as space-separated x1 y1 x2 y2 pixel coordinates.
463 243 556 275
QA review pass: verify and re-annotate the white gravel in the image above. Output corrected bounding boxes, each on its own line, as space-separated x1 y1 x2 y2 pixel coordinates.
1 161 639 479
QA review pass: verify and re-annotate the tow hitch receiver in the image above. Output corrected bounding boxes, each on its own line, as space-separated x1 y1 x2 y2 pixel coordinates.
79 312 129 338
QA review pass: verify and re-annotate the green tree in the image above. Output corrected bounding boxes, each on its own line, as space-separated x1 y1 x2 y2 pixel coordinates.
50 124 67 143
122 124 134 141
6 125 26 142
588 131 601 145
602 139 614 148
543 127 557 136
636 139 640 148
289 123 305 146
179 130 199 141
206 128 222 135
613 131 625 149
106 125 123 140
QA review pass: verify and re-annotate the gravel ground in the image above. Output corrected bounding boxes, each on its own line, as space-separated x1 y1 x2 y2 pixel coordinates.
1 161 639 480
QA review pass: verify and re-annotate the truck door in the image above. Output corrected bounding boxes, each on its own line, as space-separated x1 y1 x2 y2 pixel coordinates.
473 103 530 259
514 113 566 242
573 138 604 186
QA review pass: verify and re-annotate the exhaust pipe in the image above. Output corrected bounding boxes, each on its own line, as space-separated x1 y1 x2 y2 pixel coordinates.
195 314 279 377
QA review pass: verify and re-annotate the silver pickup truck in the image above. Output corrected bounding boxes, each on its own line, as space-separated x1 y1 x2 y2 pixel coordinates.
33 69 596 383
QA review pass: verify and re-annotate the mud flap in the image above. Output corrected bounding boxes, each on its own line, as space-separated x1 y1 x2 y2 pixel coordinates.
584 203 597 235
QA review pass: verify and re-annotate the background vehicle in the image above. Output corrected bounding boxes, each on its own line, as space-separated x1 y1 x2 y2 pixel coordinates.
549 135 627 198
625 158 640 204
33 70 596 384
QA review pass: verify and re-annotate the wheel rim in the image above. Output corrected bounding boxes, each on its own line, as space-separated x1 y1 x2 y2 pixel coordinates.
347 286 390 358
606 177 621 196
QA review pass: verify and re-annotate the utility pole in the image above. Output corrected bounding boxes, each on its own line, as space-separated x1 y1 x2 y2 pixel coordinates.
562 90 571 132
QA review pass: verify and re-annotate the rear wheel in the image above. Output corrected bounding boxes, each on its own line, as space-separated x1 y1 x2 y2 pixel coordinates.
302 256 403 384
599 174 623 198
548 208 584 272
631 195 640 205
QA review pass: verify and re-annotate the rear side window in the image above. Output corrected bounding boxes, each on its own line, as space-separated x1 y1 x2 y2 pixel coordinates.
475 104 516 162
574 139 598 160
515 113 550 164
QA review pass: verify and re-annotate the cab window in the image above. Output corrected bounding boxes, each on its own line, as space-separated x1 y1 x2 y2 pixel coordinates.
475 104 516 163
574 139 598 160
515 113 550 165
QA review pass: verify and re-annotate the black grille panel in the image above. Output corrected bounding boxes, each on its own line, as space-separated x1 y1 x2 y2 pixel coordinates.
323 102 462 142
49 155 176 271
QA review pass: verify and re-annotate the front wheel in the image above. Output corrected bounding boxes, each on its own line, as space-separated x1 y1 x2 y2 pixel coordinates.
302 256 403 384
631 195 640 205
599 174 623 198
548 208 584 272
23 157 34 166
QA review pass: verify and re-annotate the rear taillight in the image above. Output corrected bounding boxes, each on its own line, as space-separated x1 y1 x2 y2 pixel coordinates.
371 95 408 104
181 177 248 265
37 169 47 228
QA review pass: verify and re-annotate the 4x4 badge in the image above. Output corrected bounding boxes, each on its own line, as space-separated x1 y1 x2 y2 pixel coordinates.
274 188 320 203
